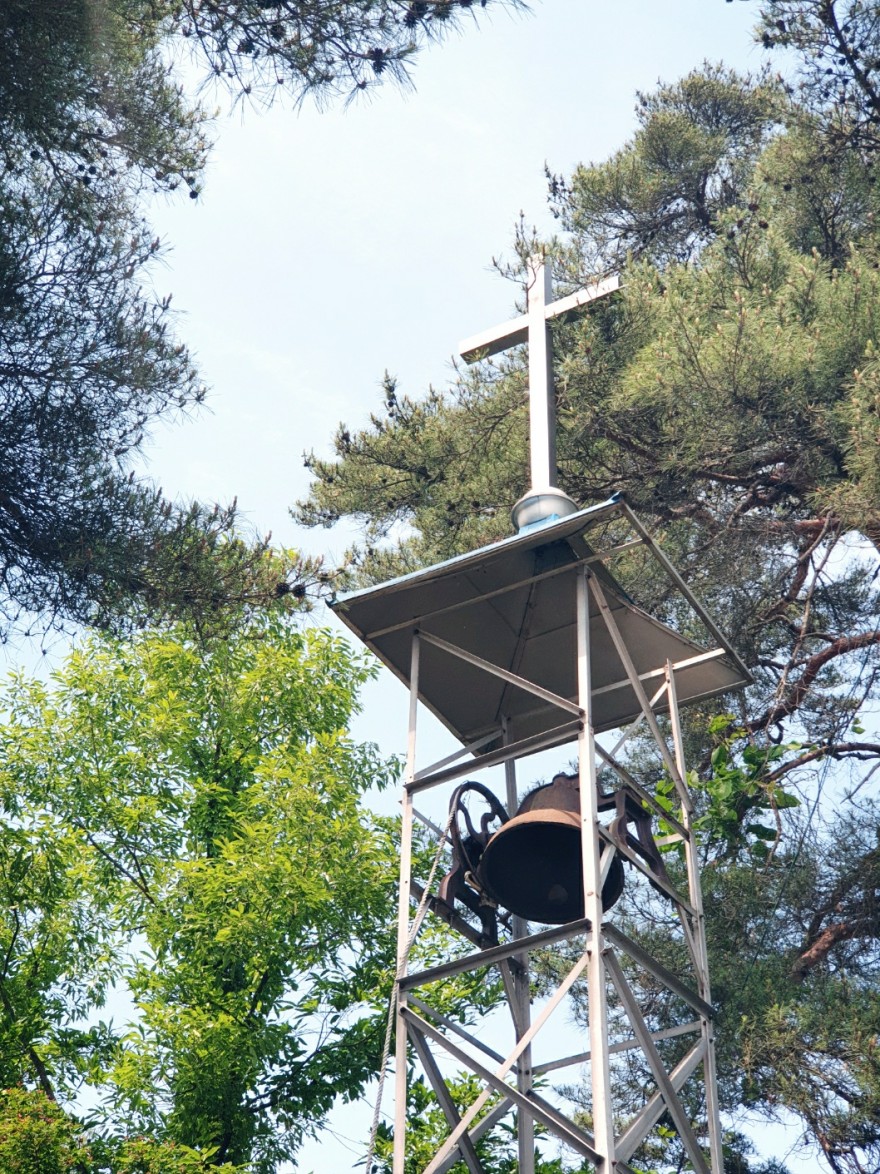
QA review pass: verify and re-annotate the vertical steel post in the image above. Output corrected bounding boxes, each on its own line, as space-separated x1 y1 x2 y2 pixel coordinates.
393 633 421 1174
577 570 615 1168
503 722 535 1174
665 662 724 1172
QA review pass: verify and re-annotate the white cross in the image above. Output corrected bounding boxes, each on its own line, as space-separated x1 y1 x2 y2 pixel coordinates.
459 256 619 511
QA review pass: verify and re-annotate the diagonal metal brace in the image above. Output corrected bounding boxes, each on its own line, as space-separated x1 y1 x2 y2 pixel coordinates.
407 1020 485 1173
604 949 710 1174
401 1006 602 1168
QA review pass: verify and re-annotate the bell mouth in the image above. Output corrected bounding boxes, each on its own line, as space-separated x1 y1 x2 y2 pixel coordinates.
478 809 624 925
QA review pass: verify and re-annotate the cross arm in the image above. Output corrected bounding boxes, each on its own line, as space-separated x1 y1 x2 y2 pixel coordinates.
458 274 620 364
459 315 529 363
543 274 620 324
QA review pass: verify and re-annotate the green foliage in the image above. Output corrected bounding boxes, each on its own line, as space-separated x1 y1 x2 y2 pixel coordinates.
0 612 401 1170
696 739 802 859
548 64 783 270
755 1 880 154
0 2 300 635
701 809 880 1171
0 1087 244 1173
107 1136 239 1174
654 718 804 861
0 1087 89 1174
0 2 208 197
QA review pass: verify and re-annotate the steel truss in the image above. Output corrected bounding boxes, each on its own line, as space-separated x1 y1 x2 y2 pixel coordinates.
390 558 726 1173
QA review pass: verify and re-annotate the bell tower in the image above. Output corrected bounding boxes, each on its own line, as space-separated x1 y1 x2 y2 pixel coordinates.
330 259 751 1173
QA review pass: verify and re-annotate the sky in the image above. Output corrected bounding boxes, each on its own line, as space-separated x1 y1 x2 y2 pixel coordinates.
143 0 766 558
133 1 817 1169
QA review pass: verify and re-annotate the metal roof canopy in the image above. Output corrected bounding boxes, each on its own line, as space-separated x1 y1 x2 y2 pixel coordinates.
330 497 751 753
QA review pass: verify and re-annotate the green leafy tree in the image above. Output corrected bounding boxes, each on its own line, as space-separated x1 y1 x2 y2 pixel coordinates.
0 607 402 1170
546 64 783 271
297 52 880 1171
0 1086 241 1174
0 1087 90 1174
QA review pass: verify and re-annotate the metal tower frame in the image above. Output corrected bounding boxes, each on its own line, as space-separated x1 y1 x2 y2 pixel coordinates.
332 497 750 1173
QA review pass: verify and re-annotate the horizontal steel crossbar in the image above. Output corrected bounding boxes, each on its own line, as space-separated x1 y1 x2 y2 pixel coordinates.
591 648 729 699
532 1019 703 1076
400 918 593 990
603 925 714 1019
407 719 582 794
413 730 500 782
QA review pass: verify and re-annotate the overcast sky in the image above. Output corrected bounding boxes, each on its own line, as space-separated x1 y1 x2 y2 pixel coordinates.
135 2 817 1168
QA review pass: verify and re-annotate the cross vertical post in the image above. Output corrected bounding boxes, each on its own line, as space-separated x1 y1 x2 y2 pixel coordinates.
459 256 619 530
526 257 555 493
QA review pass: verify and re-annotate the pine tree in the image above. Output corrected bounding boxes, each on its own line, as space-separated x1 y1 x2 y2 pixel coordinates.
0 0 515 634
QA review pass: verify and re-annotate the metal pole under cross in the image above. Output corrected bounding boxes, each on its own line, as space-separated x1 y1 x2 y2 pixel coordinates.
458 256 619 531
